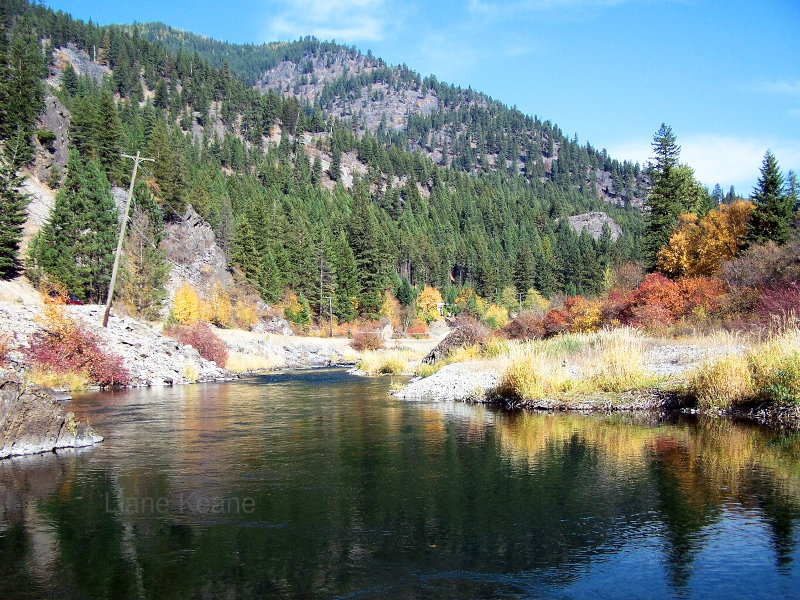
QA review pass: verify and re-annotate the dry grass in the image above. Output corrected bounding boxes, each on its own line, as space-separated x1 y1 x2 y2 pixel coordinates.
583 328 659 392
357 348 422 375
26 367 89 391
688 328 800 408
180 361 199 383
492 328 657 400
226 351 287 374
689 354 753 409
495 346 575 400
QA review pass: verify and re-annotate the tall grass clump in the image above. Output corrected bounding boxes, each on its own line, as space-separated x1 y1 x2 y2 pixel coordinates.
496 346 575 400
689 328 800 408
747 328 800 405
585 328 656 392
226 352 286 374
358 349 421 375
689 354 753 409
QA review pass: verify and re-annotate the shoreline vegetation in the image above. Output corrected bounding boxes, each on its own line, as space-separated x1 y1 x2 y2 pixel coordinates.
387 326 800 431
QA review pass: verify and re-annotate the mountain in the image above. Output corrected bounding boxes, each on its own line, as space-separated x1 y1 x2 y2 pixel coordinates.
131 23 649 207
1 0 647 326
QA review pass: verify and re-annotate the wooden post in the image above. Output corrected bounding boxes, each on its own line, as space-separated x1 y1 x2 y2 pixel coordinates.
102 151 154 328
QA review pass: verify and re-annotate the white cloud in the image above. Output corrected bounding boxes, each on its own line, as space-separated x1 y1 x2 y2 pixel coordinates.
468 0 645 15
264 0 388 43
753 80 800 95
606 135 800 192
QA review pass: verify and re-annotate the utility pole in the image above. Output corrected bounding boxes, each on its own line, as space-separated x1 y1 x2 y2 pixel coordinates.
102 151 154 328
326 295 334 337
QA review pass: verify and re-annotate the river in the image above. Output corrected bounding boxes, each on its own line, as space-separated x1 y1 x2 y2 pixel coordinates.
1 369 799 598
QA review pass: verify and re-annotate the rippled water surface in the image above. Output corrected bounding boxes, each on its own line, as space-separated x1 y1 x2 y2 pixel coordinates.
2 369 800 598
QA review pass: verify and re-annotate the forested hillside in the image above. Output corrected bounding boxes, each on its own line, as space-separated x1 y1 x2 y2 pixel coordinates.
1 0 646 329
132 22 650 206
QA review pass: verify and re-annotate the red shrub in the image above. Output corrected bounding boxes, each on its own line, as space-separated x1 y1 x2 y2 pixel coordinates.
626 273 684 322
503 311 545 340
679 277 727 314
542 306 571 337
25 325 130 387
756 283 800 324
350 330 385 351
629 302 675 331
167 323 228 367
600 288 634 325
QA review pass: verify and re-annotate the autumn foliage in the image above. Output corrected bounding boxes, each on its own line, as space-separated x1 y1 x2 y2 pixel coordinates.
503 273 729 340
166 322 228 367
657 200 753 277
417 286 443 324
25 297 130 387
172 283 201 325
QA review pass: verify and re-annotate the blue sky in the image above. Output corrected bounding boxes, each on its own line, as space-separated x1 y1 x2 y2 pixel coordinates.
45 0 800 193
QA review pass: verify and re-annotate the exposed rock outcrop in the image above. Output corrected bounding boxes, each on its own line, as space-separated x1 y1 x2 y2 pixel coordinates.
566 212 622 241
163 205 292 334
164 205 234 300
0 371 102 459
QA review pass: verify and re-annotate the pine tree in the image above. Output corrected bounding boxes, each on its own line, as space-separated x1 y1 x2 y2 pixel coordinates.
95 89 123 184
27 150 118 302
348 184 388 316
747 150 792 245
0 141 30 278
643 123 682 267
513 242 535 294
146 119 184 218
397 277 415 307
332 232 358 322
2 15 45 166
119 183 170 319
786 170 799 212
329 146 341 181
61 62 79 97
231 218 262 284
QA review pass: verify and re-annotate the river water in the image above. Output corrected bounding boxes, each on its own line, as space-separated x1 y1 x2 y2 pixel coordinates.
1 369 800 598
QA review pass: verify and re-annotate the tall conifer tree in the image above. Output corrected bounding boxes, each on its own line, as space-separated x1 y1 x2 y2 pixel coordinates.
0 141 29 278
747 151 792 245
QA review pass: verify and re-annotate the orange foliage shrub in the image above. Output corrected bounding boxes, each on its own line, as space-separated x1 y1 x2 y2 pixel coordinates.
658 201 753 277
407 319 429 337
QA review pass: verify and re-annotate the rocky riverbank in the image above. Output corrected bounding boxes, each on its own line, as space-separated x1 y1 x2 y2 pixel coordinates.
0 301 362 387
1 303 232 387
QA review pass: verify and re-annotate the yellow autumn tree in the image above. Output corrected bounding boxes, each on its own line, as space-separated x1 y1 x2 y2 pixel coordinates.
657 200 753 277
204 281 233 328
417 286 443 324
172 283 201 325
380 290 403 329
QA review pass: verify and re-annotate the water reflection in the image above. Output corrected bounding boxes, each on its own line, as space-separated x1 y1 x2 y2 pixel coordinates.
0 370 799 598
